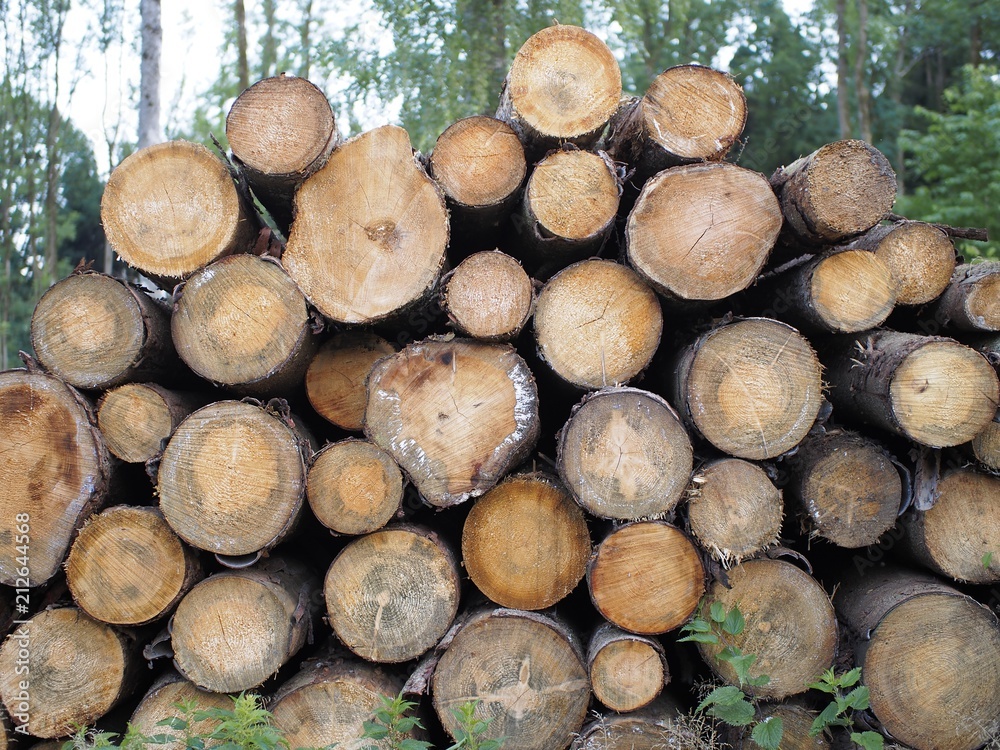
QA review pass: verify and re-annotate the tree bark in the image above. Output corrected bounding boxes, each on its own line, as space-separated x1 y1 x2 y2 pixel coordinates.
932 261 1000 332
443 250 533 341
305 331 395 432
138 0 162 149
97 384 205 463
557 386 692 520
587 623 669 712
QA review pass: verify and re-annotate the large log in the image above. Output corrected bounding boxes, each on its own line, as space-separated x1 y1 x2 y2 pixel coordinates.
557 386 692 520
834 567 1000 750
225 74 338 231
626 162 782 303
171 253 318 396
461 473 591 610
431 608 591 750
821 330 999 447
723 702 831 749
169 557 319 693
587 622 669 712
128 671 233 749
101 140 258 282
305 331 395 432
31 271 179 390
570 696 699 750
442 251 534 342
0 366 113 587
96 384 204 464
671 318 824 460
284 125 448 324
65 505 202 626
364 337 539 507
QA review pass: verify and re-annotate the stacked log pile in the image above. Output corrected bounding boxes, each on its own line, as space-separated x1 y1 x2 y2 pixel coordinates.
3 24 1000 750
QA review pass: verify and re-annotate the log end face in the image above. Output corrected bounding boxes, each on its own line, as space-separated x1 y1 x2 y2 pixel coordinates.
921 469 1000 583
874 223 955 305
430 116 526 208
810 250 897 333
527 150 619 241
590 639 666 712
97 383 174 463
445 251 534 341
305 332 396 431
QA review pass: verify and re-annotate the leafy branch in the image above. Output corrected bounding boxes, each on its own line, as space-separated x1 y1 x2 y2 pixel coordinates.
807 668 884 750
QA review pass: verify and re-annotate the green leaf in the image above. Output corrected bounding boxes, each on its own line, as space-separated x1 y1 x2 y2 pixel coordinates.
851 731 885 750
677 632 720 645
751 716 784 750
839 667 862 688
809 701 843 736
399 740 434 750
727 652 758 686
709 698 756 726
723 607 746 636
186 739 205 750
984 551 994 568
844 685 871 711
156 718 188 731
682 618 712 633
710 601 727 623
145 735 176 746
361 721 388 740
747 674 771 688
696 685 746 712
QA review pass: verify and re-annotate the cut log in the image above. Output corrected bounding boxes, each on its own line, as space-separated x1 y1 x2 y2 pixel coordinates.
271 651 411 750
0 366 112 586
442 251 534 341
557 386 692 520
65 505 201 626
626 162 783 302
785 430 901 548
899 468 1000 583
834 567 1000 750
101 140 258 281
129 671 233 749
723 702 831 749
770 139 896 245
306 438 403 536
571 697 698 750
0 608 136 738
821 330 999 448
305 331 395 431
31 271 178 390
587 622 669 712
97 384 204 463
172 253 317 396
169 556 319 693
514 148 620 275
847 220 956 305
969 408 1000 472
534 260 662 390
933 261 1000 332
364 337 539 507
428 116 525 244
226 74 337 231
461 472 591 610
604 64 747 185
431 608 590 750
755 248 897 333
157 400 309 558
686 457 783 566
284 125 448 324
671 318 823 460
587 520 705 635
698 559 837 699
496 24 621 157
323 525 460 663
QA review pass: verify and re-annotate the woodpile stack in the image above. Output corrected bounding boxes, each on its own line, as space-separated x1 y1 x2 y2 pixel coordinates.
3 24 1000 750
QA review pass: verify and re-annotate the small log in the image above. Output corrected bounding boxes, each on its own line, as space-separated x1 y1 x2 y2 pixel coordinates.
443 251 534 341
698 559 837 699
306 438 403 536
587 622 669 712
169 556 319 693
157 400 309 558
305 331 395 431
101 140 258 282
534 260 662 390
588 520 705 635
671 318 824 460
834 567 1000 750
284 125 448 324
847 220 956 305
129 671 233 749
172 253 318 396
969 408 1000 472
770 139 897 245
0 367 112 586
496 24 621 158
570 696 700 750
514 148 620 274
97 384 204 463
431 608 590 750
933 261 1000 332
461 472 591 610
604 64 747 186
821 330 999 448
899 468 1000 583
31 271 178 390
226 74 337 231
364 338 539 507
785 430 901 548
428 116 526 245
557 386 692 520
65 506 202 626
626 162 783 302
0 608 136 738
687 457 783 566
324 525 460 663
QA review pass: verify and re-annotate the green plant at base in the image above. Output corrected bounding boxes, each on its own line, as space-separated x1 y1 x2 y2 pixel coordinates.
679 601 782 750
984 552 995 569
807 667 883 750
360 692 433 750
444 700 504 750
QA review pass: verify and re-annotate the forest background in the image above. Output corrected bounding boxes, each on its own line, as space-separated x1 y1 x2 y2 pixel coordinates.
0 0 997 370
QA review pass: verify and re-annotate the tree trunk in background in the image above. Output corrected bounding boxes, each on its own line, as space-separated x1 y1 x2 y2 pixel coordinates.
43 104 61 289
261 0 278 79
235 0 249 92
836 0 851 139
298 0 313 79
138 0 161 149
854 0 873 144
